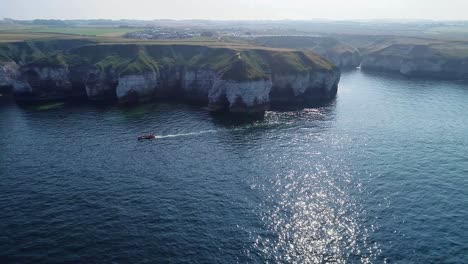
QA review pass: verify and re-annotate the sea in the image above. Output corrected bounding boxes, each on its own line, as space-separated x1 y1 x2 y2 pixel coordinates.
1 70 467 263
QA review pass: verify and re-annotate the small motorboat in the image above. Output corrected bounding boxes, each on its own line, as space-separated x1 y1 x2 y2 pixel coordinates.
138 134 156 141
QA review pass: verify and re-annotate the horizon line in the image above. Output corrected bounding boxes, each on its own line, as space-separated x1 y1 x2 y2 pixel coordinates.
3 18 468 23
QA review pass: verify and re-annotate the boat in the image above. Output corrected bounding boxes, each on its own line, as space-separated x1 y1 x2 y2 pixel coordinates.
138 135 156 141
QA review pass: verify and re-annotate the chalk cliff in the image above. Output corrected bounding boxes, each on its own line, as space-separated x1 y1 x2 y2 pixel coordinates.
116 72 158 104
0 62 19 96
249 36 361 69
89 67 339 113
361 44 468 79
0 40 340 113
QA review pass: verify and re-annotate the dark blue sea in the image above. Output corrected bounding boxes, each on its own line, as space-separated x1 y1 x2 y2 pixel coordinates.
1 70 467 263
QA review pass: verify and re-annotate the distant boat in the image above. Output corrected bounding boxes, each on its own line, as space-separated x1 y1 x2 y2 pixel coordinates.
138 135 156 141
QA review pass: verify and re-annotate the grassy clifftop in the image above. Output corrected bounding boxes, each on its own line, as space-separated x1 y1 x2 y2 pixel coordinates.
245 36 361 68
334 34 468 60
0 38 336 81
249 36 358 55
70 42 334 80
0 38 96 62
366 42 468 62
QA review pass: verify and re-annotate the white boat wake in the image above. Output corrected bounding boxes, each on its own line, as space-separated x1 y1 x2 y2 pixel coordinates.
154 130 219 139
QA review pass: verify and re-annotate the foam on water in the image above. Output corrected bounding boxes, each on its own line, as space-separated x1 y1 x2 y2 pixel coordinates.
154 130 219 139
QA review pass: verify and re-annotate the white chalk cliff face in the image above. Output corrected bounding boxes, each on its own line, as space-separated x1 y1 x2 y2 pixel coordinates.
362 55 468 78
208 79 272 113
0 62 19 88
182 69 340 113
116 72 158 104
273 73 312 96
182 69 217 100
317 51 361 69
400 60 444 75
85 69 117 100
107 68 339 113
270 70 340 106
361 55 403 72
10 64 340 113
335 52 361 69
13 67 72 99
361 44 468 79
34 67 71 85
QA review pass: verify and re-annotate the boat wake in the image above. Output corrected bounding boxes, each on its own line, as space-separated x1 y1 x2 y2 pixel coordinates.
150 120 283 140
154 130 219 139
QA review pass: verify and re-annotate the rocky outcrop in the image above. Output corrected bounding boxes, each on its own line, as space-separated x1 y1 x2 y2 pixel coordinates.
324 51 361 69
361 55 402 73
182 69 217 102
0 62 19 86
0 62 19 95
208 79 272 113
116 72 158 104
13 66 73 101
209 71 340 113
270 71 340 107
361 44 468 79
85 69 118 101
9 66 339 113
80 68 340 114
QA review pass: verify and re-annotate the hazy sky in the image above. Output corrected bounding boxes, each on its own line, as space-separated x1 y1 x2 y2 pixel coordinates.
1 0 467 21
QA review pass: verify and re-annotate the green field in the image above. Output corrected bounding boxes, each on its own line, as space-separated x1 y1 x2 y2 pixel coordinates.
0 26 143 37
426 26 468 36
0 25 259 48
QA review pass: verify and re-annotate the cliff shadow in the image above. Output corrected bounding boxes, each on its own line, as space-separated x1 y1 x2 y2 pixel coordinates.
209 111 265 126
0 86 14 105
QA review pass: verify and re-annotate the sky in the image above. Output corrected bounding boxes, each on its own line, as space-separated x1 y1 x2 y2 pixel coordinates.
1 0 468 21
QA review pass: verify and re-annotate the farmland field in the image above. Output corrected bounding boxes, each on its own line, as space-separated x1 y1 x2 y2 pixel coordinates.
425 26 468 40
0 26 143 37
